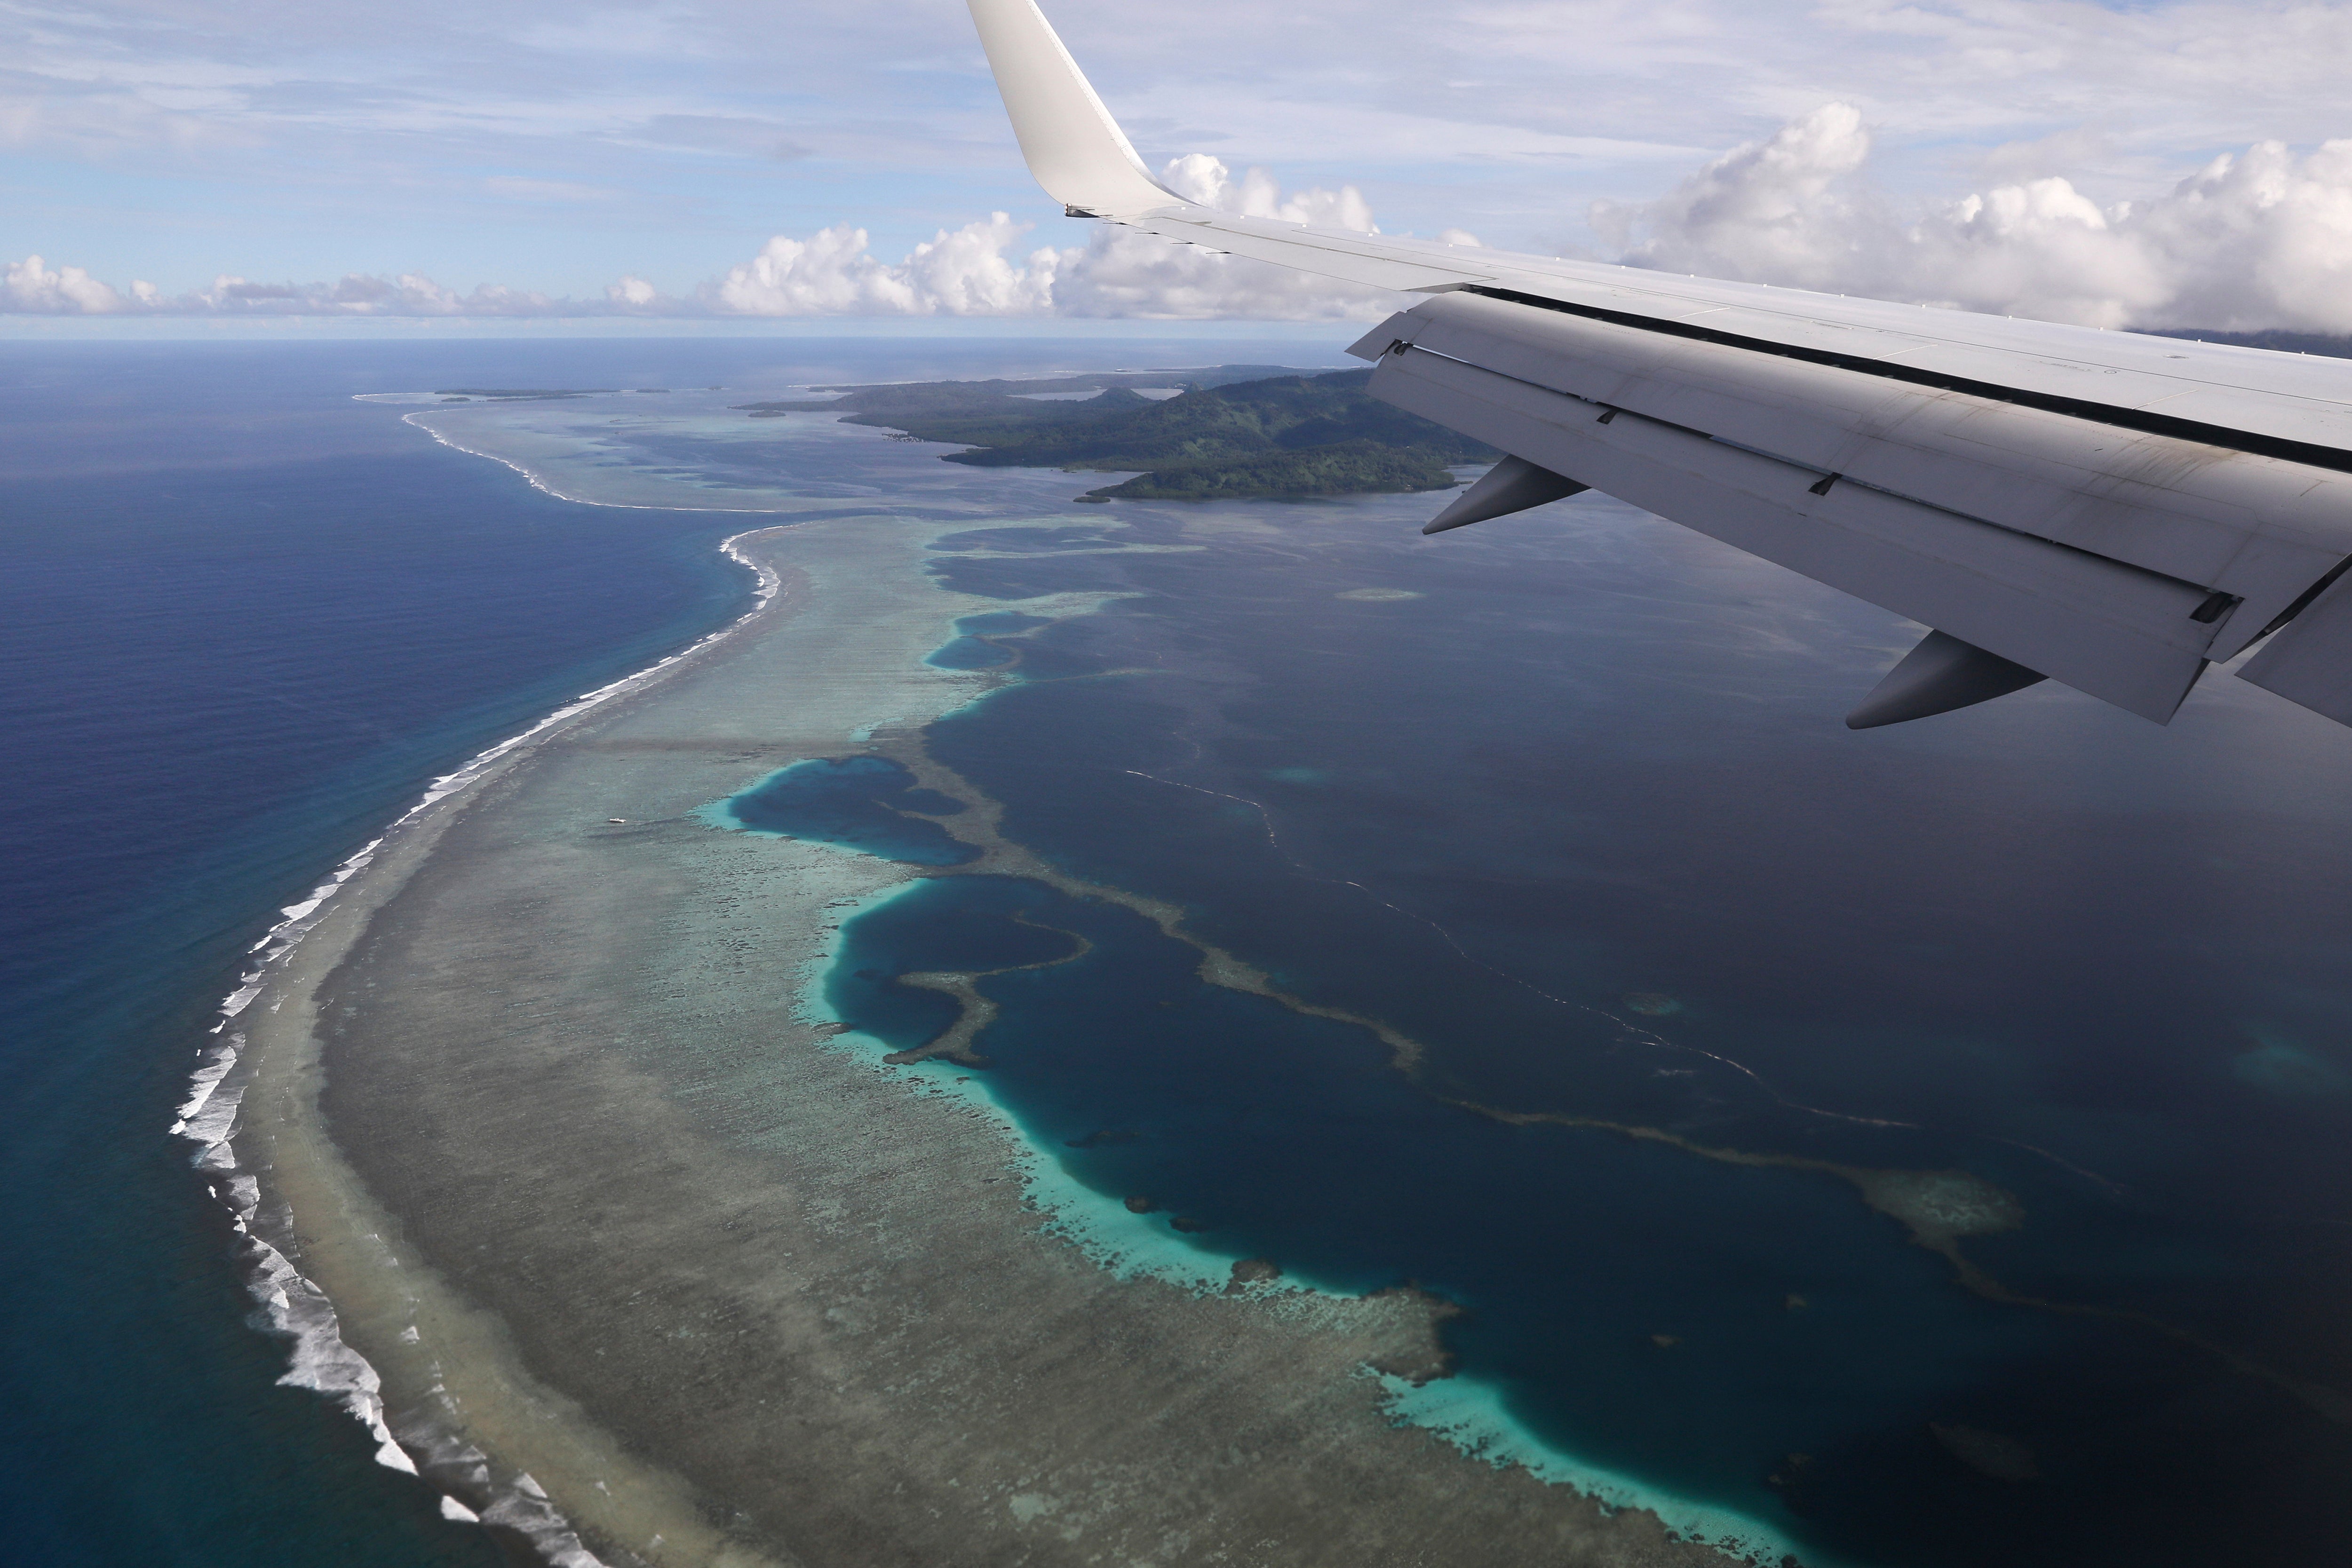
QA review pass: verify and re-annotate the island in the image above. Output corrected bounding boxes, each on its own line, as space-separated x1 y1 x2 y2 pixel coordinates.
737 367 1497 501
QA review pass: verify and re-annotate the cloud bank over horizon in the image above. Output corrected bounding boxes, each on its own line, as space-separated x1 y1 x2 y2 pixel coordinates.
14 0 2352 327
4 156 1405 325
14 124 2352 333
1600 107 2352 333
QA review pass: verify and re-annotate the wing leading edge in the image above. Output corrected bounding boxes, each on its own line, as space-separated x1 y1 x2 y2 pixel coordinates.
964 0 2352 730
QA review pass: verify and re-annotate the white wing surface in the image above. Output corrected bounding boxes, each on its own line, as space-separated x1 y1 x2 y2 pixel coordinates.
965 0 2352 729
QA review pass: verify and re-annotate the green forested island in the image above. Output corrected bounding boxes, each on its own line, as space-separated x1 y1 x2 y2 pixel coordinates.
736 367 1495 501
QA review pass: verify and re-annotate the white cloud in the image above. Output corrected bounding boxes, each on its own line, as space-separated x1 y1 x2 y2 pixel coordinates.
1596 104 1878 289
709 213 1060 316
2 152 1400 321
4 255 129 314
11 0 2352 303
0 261 562 317
702 159 1398 320
481 176 616 203
1602 106 2352 331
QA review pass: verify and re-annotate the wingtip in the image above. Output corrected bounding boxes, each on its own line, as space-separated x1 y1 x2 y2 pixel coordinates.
967 0 1182 219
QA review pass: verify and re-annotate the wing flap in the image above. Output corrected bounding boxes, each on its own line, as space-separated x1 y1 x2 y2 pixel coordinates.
2239 570 2352 726
1367 291 2352 661
1374 344 2218 721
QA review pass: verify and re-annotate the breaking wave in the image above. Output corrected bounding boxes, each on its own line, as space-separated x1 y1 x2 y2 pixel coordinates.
171 530 784 1560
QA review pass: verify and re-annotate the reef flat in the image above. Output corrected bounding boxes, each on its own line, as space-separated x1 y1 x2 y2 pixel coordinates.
229 474 1749 1564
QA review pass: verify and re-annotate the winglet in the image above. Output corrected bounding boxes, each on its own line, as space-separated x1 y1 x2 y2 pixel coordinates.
967 0 1182 218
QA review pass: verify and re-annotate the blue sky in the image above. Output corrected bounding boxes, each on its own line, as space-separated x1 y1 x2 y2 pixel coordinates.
8 1 2352 327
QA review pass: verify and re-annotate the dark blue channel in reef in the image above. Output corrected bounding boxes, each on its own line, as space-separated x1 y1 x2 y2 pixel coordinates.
906 495 2352 1568
923 610 1054 672
718 755 976 865
831 874 2011 1560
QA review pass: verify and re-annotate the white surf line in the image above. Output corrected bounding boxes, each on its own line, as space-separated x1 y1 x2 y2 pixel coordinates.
372 383 939 518
172 525 787 1559
393 408 796 515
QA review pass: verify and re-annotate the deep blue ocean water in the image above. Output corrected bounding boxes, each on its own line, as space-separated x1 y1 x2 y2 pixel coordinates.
0 337 1245 1565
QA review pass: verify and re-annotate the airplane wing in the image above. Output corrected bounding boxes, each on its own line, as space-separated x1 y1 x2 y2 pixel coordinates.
966 0 2352 729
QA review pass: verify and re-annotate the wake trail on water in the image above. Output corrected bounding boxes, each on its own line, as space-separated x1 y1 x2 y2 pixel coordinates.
170 530 786 1564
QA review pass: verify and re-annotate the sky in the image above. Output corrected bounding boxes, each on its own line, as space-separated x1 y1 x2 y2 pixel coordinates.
8 0 2352 330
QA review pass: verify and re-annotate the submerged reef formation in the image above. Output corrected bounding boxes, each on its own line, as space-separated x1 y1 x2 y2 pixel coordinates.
229 515 1759 1568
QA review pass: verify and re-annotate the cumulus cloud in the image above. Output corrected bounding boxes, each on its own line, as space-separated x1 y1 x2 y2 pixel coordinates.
1 260 561 317
704 158 1398 321
709 214 1059 316
1599 105 2352 332
1040 155 1396 320
4 156 1397 322
1597 104 1878 290
205 273 560 315
5 255 133 314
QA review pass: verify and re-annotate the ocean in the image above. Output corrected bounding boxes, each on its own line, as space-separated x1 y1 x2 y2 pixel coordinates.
7 336 2352 1566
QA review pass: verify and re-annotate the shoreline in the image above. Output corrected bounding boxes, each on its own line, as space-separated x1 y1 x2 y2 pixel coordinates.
175 528 792 1565
395 410 794 516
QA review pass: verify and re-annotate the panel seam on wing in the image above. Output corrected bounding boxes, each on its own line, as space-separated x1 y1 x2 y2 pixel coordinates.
1465 286 2352 478
1397 342 2217 600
